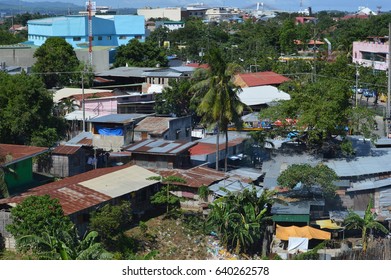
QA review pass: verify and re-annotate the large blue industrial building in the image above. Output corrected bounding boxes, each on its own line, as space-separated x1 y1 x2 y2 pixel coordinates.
27 15 146 49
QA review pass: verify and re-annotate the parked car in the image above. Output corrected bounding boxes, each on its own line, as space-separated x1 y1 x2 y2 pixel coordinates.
363 89 376 98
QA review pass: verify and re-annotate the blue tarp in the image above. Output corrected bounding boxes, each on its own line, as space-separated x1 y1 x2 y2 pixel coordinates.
97 125 124 136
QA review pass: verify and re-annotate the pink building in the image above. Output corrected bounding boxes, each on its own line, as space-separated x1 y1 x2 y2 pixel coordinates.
352 37 389 71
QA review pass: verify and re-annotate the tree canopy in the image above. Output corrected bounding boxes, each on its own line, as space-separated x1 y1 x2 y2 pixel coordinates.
6 195 73 242
277 163 338 198
114 38 168 68
0 71 66 145
32 37 80 89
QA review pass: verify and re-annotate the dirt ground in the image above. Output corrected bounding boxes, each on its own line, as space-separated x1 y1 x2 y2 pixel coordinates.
125 215 209 260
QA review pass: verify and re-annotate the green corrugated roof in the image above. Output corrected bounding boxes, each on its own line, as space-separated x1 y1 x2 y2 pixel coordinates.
272 214 309 223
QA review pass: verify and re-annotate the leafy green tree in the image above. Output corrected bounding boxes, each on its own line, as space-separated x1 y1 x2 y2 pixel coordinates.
191 47 246 171
344 198 388 252
89 201 132 248
148 175 186 215
114 39 168 67
0 71 65 145
154 79 194 117
32 37 80 89
260 78 351 151
0 30 24 44
277 163 338 198
6 195 73 242
279 19 297 54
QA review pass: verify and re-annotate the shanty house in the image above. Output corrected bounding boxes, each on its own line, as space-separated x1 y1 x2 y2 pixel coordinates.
0 164 160 243
125 139 196 169
88 113 148 152
0 144 49 195
134 115 192 142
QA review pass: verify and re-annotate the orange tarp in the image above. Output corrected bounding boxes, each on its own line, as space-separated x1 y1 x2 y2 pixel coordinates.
276 225 331 241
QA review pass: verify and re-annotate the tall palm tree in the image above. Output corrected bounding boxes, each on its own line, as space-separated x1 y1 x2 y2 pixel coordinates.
344 197 388 252
191 47 246 171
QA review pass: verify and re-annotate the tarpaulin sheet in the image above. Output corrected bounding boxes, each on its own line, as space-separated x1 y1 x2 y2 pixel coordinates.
315 219 344 230
288 237 309 253
276 225 331 241
96 125 124 136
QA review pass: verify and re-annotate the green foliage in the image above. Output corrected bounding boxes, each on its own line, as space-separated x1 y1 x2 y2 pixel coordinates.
260 78 351 150
148 175 186 215
279 19 297 54
89 201 132 248
6 195 73 242
154 79 195 117
197 185 209 201
207 187 276 255
114 38 168 67
277 163 338 198
347 106 378 141
0 72 65 145
0 29 24 44
293 242 325 260
32 37 80 89
191 47 246 171
340 138 355 156
17 229 112 260
344 197 388 252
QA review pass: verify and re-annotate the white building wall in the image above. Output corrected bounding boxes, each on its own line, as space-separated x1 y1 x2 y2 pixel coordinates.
137 7 182 21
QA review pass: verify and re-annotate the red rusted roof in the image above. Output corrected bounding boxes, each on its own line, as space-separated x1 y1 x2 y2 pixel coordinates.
71 91 115 101
189 137 245 156
149 165 227 188
235 71 290 87
52 145 82 155
0 164 132 215
186 63 209 69
0 144 48 164
78 137 93 145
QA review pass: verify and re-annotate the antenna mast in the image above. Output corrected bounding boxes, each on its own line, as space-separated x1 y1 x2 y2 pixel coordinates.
88 0 93 66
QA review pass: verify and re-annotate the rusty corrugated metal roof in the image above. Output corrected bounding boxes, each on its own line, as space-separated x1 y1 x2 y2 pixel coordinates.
0 144 48 165
52 145 82 155
0 164 133 215
149 165 227 188
235 71 290 88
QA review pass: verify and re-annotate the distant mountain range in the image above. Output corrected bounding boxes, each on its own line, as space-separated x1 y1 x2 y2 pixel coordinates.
0 1 136 15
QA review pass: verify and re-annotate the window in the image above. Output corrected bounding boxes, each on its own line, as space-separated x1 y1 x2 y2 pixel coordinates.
98 36 102 41
107 36 111 40
119 35 127 40
185 127 190 137
73 37 81 41
135 35 142 39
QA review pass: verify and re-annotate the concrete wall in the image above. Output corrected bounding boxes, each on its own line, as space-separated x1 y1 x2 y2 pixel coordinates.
137 7 182 21
0 48 36 67
84 97 118 116
166 116 192 141
0 47 111 72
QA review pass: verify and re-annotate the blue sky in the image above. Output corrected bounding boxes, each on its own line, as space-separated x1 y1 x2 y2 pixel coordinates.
26 0 391 12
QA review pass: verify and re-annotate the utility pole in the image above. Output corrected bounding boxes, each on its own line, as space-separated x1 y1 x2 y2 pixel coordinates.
387 23 391 138
355 63 359 107
88 0 93 67
82 70 85 132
